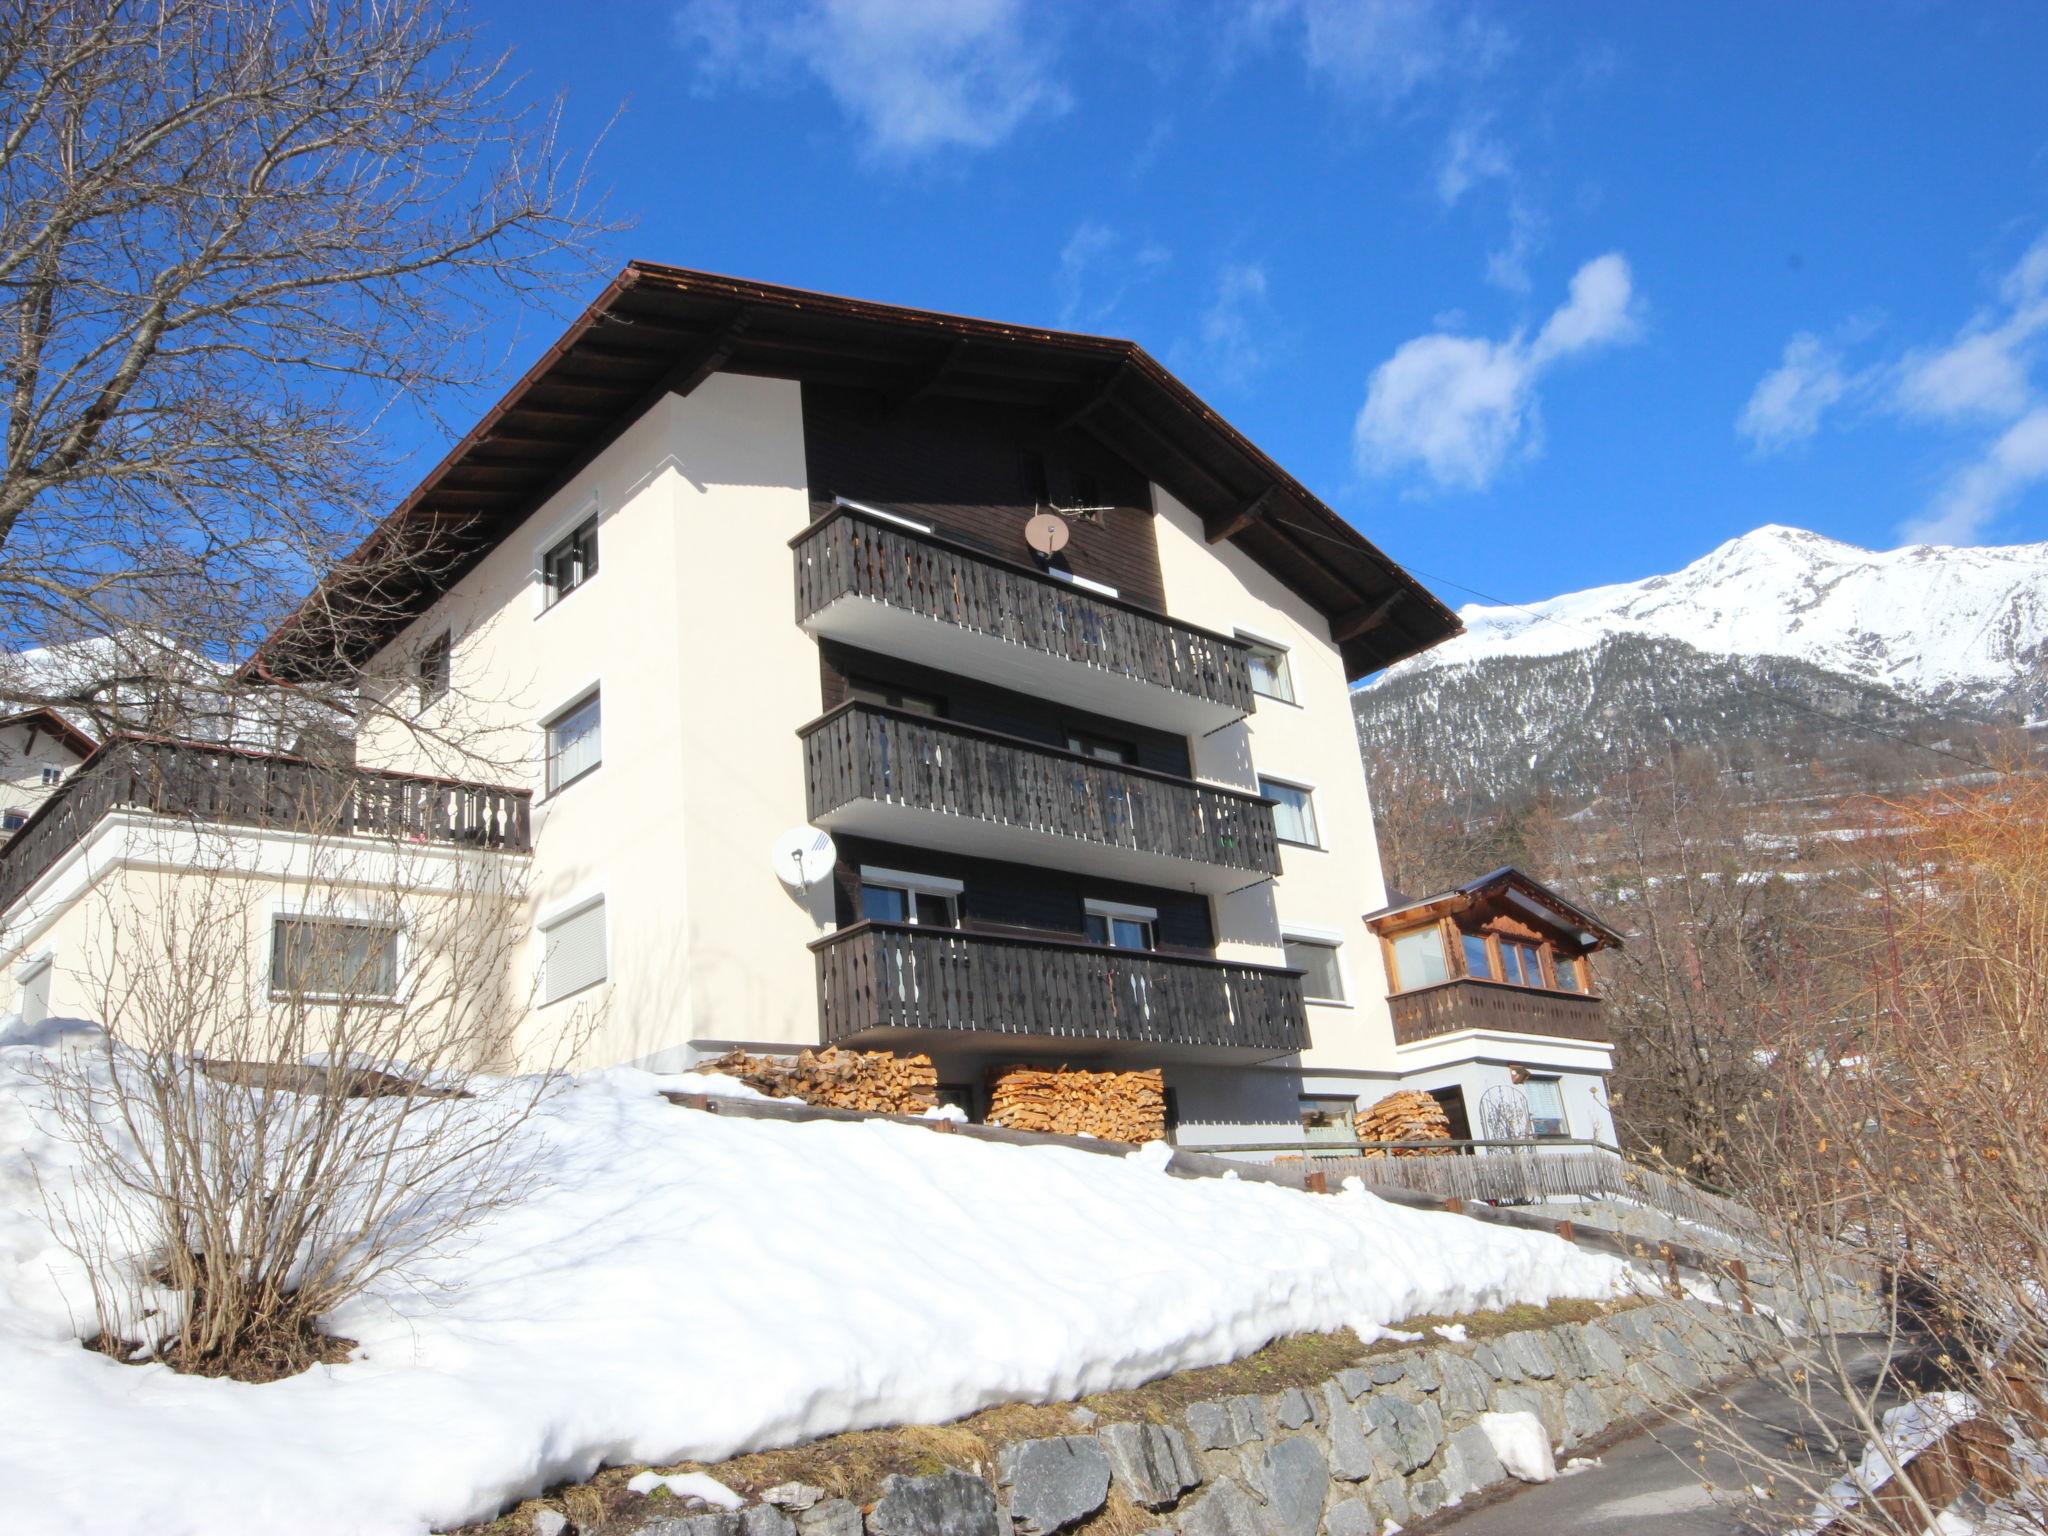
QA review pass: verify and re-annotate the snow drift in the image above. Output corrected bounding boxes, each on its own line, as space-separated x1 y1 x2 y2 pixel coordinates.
0 1030 1629 1536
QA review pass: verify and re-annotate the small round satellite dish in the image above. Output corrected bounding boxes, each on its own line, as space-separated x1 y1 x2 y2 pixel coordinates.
772 827 837 889
1025 511 1070 556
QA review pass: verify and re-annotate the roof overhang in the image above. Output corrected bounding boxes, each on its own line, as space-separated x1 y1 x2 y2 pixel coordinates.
1365 865 1623 950
0 708 98 760
243 262 1461 685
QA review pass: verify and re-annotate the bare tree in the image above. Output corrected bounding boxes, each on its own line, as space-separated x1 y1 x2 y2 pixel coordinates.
0 0 608 737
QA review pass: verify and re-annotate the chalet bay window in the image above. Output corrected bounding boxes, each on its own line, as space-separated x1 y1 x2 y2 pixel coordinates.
271 915 400 1000
1499 940 1545 988
1460 932 1495 979
1239 635 1295 704
1283 933 1346 1003
540 898 607 1004
1388 925 1449 990
541 514 599 606
1259 777 1319 848
544 690 601 794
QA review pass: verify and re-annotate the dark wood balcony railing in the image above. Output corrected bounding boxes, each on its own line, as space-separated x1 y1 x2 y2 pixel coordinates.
0 736 531 915
792 504 1256 720
800 703 1280 883
814 921 1308 1054
1389 977 1610 1048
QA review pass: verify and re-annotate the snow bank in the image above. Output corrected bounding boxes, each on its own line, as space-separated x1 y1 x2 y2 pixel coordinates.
0 1040 1629 1536
1480 1410 1557 1482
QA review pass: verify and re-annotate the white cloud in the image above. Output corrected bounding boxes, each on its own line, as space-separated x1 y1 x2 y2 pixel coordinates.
1483 198 1544 294
1177 262 1280 389
1905 406 2048 545
1354 252 1642 491
1056 222 1170 330
1295 0 1509 102
1738 333 1851 453
1894 231 2048 422
672 0 1068 159
1436 116 1512 206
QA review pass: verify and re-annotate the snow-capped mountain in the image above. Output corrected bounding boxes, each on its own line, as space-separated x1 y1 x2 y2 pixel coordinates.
1378 524 2048 712
1355 526 2048 810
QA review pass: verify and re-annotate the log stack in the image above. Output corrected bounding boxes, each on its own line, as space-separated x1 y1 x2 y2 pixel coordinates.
1354 1089 1453 1156
985 1065 1166 1144
701 1048 938 1114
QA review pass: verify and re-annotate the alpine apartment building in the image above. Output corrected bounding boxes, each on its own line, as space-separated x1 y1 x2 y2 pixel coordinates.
0 264 1619 1149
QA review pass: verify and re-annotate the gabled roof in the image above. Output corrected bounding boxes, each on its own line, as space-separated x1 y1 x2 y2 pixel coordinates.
244 263 1461 685
1364 865 1624 950
0 708 98 761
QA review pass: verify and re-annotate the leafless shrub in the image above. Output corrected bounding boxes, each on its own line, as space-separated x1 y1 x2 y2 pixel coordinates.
27 805 590 1380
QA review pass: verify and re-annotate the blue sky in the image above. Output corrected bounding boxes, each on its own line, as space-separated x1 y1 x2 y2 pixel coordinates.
459 0 2048 608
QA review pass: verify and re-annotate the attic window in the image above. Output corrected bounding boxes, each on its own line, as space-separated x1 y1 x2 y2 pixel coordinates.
417 631 451 709
542 514 599 605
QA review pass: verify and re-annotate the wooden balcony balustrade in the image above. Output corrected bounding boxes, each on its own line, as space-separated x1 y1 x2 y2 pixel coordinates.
1388 977 1611 1048
813 920 1309 1054
800 703 1281 890
0 736 531 915
792 505 1257 730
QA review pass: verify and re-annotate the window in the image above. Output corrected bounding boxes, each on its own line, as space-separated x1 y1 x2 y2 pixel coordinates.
1084 899 1156 951
39 766 62 787
540 898 607 1004
859 867 962 928
418 631 451 709
1461 932 1495 980
1283 934 1346 1003
1523 1076 1569 1138
848 678 944 717
1 809 24 832
544 690 601 794
541 514 599 605
271 915 400 1000
1259 777 1319 847
1240 635 1295 704
1500 940 1545 988
1554 953 1586 993
1389 926 1449 991
1300 1096 1355 1146
1066 730 1134 764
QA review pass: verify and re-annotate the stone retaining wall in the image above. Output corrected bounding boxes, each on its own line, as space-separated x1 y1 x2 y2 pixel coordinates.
633 1298 1774 1536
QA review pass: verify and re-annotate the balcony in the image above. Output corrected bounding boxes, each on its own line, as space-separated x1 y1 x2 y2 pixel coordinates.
813 921 1308 1059
801 703 1280 894
792 504 1256 735
1388 978 1610 1049
0 736 531 916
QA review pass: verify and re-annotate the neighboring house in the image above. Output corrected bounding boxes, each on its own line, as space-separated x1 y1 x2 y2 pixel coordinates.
0 264 1614 1149
1362 867 1623 1147
0 709 97 834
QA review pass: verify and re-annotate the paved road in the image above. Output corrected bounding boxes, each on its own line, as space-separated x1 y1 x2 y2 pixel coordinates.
1425 1344 1901 1535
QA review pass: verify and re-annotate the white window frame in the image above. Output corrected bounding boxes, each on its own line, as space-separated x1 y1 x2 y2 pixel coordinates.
1522 1075 1571 1139
541 683 603 797
536 890 609 1007
530 496 603 619
1084 897 1158 950
1258 773 1322 849
39 765 62 786
266 900 406 1004
1281 925 1351 1006
1235 627 1298 706
857 865 964 927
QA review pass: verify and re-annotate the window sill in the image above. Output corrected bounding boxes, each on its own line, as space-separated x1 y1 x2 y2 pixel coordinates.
1302 996 1352 1008
534 576 599 622
540 762 602 803
1276 838 1325 852
268 991 402 1007
1250 689 1302 710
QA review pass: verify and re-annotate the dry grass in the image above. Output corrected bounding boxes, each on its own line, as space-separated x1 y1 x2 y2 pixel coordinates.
455 1296 1642 1535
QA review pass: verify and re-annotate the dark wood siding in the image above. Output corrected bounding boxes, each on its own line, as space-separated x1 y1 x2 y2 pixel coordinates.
831 835 1215 956
801 384 1166 612
819 642 1193 779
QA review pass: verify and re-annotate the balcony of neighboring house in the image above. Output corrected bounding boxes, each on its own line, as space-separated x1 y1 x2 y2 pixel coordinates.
791 501 1257 735
811 920 1308 1060
0 735 532 917
1364 866 1624 1051
799 701 1281 896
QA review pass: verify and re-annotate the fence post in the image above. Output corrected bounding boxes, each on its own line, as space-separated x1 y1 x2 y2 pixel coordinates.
1554 1219 1575 1244
1727 1257 1753 1314
1304 1170 1328 1195
1442 1196 1464 1215
1659 1242 1682 1298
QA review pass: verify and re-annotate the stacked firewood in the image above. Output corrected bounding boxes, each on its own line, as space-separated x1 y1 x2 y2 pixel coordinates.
985 1066 1167 1144
1354 1089 1453 1156
702 1048 938 1114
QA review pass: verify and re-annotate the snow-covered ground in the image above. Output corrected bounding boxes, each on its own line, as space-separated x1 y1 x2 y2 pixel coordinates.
0 1028 1631 1536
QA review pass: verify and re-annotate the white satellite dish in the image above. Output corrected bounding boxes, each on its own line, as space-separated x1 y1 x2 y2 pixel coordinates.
772 826 837 889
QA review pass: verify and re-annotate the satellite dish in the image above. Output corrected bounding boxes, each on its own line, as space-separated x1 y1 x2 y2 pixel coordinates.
1024 512 1070 557
772 827 837 889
